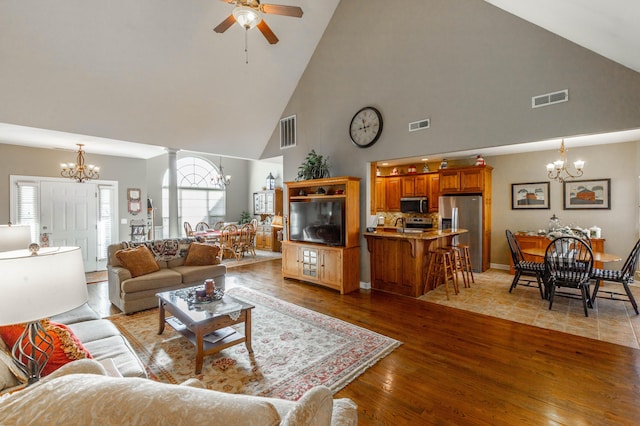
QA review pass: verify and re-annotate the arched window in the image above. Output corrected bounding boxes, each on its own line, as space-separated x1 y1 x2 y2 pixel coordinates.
162 157 226 235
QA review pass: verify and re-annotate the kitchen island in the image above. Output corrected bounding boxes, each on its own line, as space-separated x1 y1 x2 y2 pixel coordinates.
363 228 468 297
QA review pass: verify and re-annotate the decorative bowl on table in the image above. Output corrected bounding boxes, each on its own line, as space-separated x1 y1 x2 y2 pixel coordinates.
189 287 225 304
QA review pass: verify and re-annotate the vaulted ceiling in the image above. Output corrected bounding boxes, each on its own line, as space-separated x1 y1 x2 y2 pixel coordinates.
0 0 638 159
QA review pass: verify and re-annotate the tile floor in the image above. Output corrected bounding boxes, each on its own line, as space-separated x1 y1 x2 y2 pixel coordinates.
420 268 640 349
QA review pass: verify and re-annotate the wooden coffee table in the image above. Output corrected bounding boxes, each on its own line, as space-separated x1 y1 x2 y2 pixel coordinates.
156 288 254 374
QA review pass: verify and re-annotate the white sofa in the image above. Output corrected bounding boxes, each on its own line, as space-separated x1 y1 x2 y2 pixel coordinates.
0 360 358 425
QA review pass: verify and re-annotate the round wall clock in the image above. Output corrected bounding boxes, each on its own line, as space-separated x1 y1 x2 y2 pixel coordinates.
349 106 383 148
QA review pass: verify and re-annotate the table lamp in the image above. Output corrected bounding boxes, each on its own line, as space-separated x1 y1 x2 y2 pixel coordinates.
0 246 88 384
0 224 32 252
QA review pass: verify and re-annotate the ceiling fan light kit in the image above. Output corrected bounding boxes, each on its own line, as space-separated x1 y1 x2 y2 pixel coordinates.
214 0 304 49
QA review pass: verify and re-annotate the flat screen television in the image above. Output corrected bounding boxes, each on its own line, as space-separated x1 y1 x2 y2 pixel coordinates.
289 199 345 246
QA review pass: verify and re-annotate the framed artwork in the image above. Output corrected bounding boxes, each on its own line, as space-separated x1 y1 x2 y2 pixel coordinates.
511 182 550 209
127 188 142 215
563 178 611 210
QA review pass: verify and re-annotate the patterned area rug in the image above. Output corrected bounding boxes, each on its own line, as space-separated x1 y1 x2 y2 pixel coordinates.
109 286 401 401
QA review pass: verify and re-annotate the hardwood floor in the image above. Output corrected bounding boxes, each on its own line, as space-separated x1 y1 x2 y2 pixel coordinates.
90 260 640 425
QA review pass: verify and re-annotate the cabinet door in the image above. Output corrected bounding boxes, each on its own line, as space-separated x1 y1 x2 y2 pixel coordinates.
282 243 300 276
401 176 415 196
300 247 319 280
386 177 401 211
439 170 460 193
253 193 262 214
265 192 275 214
320 248 342 288
414 175 428 196
428 174 439 212
375 178 386 212
461 169 484 192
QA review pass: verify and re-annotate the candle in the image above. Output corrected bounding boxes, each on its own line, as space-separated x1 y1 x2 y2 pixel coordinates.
205 279 215 296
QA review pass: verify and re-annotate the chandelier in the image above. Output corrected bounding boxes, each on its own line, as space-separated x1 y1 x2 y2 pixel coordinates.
546 139 584 183
213 156 231 187
60 144 100 183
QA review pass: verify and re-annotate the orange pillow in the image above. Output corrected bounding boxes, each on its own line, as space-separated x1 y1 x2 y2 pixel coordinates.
184 242 221 266
0 320 93 377
115 245 160 277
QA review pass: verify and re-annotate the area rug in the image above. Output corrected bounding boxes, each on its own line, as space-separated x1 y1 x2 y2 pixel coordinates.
222 250 281 269
109 286 401 400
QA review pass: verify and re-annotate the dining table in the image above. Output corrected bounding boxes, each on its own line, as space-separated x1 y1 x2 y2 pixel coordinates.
521 247 622 264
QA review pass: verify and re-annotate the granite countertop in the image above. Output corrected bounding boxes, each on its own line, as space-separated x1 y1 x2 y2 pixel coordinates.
363 228 468 240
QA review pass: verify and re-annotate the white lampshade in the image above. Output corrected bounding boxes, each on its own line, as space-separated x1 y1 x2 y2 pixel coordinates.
233 6 262 29
0 225 32 252
0 247 88 325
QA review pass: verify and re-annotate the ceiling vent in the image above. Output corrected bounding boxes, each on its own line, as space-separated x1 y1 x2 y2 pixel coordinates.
408 118 430 132
532 89 569 108
279 114 296 149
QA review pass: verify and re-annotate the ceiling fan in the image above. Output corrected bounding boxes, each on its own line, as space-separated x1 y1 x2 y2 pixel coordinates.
213 0 304 45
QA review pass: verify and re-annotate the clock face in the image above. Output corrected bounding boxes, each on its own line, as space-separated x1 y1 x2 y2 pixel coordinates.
349 106 383 148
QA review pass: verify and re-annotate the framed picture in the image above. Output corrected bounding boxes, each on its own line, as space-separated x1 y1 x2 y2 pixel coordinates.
127 188 142 214
563 178 611 210
511 182 550 209
127 188 141 201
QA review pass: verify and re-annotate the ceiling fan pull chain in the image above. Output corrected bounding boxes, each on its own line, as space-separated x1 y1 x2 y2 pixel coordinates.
244 27 249 64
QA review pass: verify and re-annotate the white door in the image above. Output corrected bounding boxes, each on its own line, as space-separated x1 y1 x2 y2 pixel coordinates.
40 181 98 272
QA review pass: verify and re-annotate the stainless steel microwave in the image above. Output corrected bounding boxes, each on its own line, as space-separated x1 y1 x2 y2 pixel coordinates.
400 197 429 213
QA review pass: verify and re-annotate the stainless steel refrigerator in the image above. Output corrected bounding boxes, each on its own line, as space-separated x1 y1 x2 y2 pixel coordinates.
439 194 483 272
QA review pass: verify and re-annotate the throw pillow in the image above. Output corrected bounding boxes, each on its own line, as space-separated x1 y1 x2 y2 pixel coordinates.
0 320 93 377
115 245 160 277
184 242 221 266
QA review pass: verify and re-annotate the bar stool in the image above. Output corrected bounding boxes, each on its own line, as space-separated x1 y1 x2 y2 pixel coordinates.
448 244 474 288
424 248 459 300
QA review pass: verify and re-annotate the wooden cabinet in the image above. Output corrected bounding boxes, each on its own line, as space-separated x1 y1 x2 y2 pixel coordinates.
509 234 606 272
401 175 428 197
385 177 401 212
428 174 439 212
281 242 360 294
439 166 491 194
255 224 273 251
253 189 283 215
282 176 361 294
375 178 386 212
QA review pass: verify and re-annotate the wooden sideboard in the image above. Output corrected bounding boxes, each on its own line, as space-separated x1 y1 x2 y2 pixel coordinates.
509 234 606 273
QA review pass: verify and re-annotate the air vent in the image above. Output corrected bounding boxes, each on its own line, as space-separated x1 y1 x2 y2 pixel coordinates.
532 89 569 108
280 114 296 149
408 118 430 132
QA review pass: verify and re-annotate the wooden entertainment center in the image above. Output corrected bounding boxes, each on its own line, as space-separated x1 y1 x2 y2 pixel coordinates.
281 176 360 294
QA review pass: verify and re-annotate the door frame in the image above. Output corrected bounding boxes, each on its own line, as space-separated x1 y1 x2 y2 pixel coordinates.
9 175 119 271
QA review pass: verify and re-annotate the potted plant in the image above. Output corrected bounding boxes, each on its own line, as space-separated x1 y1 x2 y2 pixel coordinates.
238 211 252 225
295 150 331 181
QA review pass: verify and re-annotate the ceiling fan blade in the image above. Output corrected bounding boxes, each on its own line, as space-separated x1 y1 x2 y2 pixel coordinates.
257 20 279 44
213 14 236 33
260 4 303 18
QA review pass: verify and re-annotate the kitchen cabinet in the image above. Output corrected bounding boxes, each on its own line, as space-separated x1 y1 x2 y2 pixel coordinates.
428 174 439 212
375 178 386 212
385 177 401 211
253 189 283 215
401 175 428 197
439 166 491 194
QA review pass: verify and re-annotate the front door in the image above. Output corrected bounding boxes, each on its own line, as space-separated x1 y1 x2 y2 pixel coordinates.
40 181 98 272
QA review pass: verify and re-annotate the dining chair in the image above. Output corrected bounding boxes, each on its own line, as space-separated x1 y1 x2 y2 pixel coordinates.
212 221 225 230
237 223 256 258
183 221 194 237
590 238 640 315
505 230 546 299
219 224 240 260
544 236 594 317
195 222 210 232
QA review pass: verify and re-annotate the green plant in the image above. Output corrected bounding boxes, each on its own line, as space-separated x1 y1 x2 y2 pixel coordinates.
238 210 252 224
295 149 331 181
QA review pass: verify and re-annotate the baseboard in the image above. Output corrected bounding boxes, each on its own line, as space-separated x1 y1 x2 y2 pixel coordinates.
360 281 371 290
490 263 511 271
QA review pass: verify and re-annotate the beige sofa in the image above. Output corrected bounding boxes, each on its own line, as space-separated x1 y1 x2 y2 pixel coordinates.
0 359 358 425
108 237 227 314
